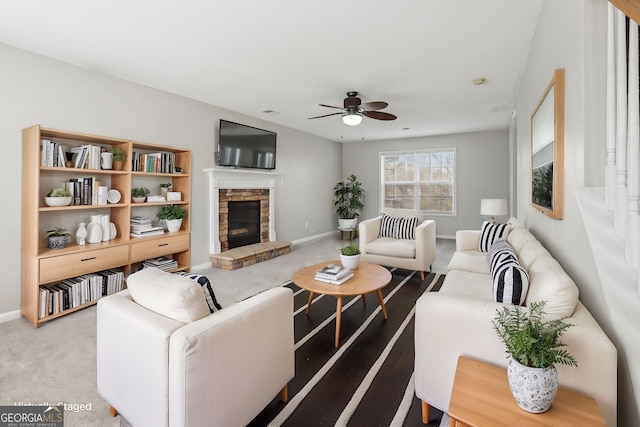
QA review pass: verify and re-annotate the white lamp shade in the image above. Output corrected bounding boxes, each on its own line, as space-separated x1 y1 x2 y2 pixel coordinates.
342 113 363 126
480 198 508 216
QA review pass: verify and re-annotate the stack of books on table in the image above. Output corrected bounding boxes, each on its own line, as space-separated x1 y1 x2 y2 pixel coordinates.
130 216 164 238
314 264 354 285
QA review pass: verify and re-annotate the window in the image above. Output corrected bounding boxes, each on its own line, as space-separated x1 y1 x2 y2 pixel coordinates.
380 149 456 215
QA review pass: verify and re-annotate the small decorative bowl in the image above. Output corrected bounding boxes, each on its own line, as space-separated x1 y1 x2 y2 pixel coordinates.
44 196 72 207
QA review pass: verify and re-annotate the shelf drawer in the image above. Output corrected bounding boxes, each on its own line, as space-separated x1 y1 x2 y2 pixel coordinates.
39 245 129 284
130 233 190 263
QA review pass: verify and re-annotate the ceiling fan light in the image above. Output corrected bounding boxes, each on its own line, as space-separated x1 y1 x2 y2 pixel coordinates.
343 113 363 126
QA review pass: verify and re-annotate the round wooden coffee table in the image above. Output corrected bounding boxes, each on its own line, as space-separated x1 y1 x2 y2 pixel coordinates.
292 260 392 347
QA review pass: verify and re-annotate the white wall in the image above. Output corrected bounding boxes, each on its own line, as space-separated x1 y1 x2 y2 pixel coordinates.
342 129 510 237
1 42 342 317
515 0 639 425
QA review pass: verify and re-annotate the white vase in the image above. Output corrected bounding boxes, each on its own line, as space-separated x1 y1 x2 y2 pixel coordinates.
507 358 558 413
340 253 361 270
338 218 358 230
86 215 103 244
166 218 182 232
101 214 110 242
109 222 117 240
76 223 87 246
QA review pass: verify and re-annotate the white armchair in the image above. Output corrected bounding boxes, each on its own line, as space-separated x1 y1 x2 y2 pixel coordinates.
358 208 436 280
97 268 294 427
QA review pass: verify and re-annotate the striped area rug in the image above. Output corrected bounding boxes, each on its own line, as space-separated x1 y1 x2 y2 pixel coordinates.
248 268 446 427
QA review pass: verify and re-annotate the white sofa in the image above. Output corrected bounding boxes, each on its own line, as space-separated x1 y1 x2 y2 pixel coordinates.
97 268 294 427
359 208 436 280
414 218 617 426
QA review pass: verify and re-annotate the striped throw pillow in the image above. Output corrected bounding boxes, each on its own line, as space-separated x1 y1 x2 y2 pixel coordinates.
379 213 398 238
479 221 511 252
395 217 419 239
177 272 223 312
492 260 529 305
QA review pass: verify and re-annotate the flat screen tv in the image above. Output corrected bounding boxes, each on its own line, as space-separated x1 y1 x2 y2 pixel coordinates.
217 119 277 170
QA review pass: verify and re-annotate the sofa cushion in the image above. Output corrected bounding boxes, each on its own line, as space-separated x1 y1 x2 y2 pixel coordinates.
479 221 511 252
492 260 529 305
127 267 210 323
365 237 416 259
176 272 222 312
506 228 536 253
448 250 490 274
526 256 579 319
440 269 493 298
379 213 398 238
518 240 551 270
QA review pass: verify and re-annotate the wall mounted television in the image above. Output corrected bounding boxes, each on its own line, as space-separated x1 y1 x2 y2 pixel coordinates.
217 119 277 170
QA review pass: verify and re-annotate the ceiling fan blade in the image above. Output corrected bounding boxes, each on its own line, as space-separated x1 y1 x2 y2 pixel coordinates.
308 112 345 120
361 101 388 111
319 104 345 110
363 111 397 121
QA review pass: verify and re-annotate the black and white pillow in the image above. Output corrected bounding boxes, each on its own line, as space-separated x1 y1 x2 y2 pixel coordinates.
486 238 517 267
479 221 511 252
176 272 222 313
492 260 529 305
489 250 518 273
379 213 398 238
395 217 419 240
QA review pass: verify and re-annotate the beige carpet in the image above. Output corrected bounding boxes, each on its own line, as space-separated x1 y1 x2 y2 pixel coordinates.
0 234 454 427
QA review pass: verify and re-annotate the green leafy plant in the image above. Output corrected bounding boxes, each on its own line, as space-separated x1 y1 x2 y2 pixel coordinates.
493 300 577 369
112 147 126 162
131 187 150 197
46 188 71 197
340 243 361 256
333 174 365 219
160 183 172 188
43 227 71 238
157 205 186 220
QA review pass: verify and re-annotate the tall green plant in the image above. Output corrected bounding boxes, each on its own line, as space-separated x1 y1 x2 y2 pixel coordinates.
333 175 365 219
493 301 577 369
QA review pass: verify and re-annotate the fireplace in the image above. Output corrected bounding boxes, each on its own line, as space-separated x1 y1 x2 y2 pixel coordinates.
227 200 261 249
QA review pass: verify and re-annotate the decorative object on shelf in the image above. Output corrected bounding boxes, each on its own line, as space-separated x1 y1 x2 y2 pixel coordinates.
111 147 126 171
44 227 71 249
334 174 364 230
109 222 117 240
87 214 103 243
44 188 72 207
100 151 113 170
131 187 149 203
493 300 577 413
480 198 508 223
76 222 87 246
101 214 110 242
160 183 172 200
339 243 361 270
158 205 186 233
166 191 181 201
106 189 121 204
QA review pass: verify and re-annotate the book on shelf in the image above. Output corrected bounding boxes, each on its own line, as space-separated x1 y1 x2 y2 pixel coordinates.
316 264 351 280
130 227 165 238
130 216 153 225
314 271 354 285
143 256 178 271
146 195 166 202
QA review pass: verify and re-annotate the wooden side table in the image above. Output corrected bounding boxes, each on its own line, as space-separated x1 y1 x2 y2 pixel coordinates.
448 356 605 427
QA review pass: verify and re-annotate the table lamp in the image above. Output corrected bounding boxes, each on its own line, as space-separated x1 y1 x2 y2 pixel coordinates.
480 198 507 223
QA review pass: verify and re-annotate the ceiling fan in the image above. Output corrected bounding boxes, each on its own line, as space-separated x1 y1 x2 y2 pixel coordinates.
308 91 397 126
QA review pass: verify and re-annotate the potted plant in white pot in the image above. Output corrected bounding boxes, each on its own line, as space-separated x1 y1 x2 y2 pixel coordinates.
44 227 71 249
340 243 361 270
493 300 578 413
131 187 149 203
158 205 186 232
44 188 72 207
333 174 364 230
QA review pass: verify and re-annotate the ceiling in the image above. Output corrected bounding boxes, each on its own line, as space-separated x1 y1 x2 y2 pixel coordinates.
0 0 543 143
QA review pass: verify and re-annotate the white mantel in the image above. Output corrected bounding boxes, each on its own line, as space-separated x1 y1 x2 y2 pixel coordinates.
204 167 279 254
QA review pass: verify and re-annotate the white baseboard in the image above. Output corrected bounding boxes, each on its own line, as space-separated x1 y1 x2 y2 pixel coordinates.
0 310 21 324
291 230 336 246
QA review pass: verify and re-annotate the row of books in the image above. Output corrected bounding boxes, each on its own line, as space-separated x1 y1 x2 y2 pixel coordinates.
38 269 124 318
143 256 178 271
63 177 108 206
70 144 103 169
130 216 164 238
314 264 354 285
40 139 66 168
131 151 177 173
41 139 106 170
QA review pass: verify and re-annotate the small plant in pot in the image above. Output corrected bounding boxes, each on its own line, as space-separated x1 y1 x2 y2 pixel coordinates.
131 187 149 203
44 227 71 249
111 147 126 170
333 174 365 230
493 300 577 413
158 204 186 232
340 243 361 270
44 188 72 207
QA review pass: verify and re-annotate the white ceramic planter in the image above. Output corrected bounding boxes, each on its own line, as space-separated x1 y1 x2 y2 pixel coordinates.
340 253 361 270
338 218 357 230
166 218 182 232
507 358 558 413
